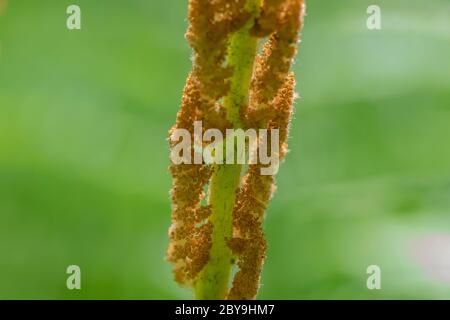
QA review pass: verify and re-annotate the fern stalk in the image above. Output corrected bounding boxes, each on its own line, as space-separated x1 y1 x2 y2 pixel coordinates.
194 1 261 299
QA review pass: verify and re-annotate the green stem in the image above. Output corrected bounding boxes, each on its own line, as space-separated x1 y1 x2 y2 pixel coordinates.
224 0 261 128
195 164 242 299
194 0 261 300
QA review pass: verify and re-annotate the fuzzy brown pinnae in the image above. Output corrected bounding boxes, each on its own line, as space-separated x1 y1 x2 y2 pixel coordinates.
168 0 305 300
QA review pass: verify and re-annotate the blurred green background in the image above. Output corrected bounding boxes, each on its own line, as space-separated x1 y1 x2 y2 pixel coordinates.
1 0 450 299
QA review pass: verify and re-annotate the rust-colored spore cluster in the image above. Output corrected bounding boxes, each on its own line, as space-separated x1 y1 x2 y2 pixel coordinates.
228 75 296 300
187 0 250 100
167 75 215 285
168 0 305 299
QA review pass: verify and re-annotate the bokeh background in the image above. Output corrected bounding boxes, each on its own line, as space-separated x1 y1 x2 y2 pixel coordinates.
1 0 450 299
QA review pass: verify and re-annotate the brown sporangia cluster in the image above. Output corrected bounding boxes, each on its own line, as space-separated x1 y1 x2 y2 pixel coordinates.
168 0 305 299
227 74 296 300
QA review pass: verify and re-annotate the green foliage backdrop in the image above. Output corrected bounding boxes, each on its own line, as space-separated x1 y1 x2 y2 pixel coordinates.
0 0 450 299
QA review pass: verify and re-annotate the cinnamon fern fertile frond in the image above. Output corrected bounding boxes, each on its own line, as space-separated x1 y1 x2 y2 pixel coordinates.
168 0 305 300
